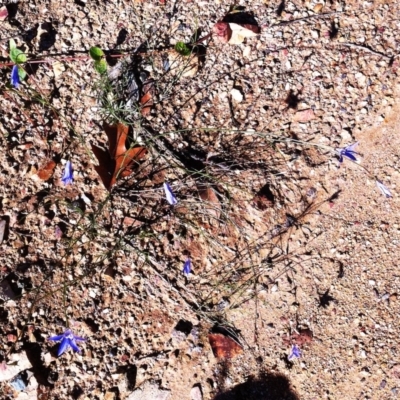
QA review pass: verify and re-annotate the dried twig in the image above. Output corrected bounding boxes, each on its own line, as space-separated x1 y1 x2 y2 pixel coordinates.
272 11 341 27
333 42 393 61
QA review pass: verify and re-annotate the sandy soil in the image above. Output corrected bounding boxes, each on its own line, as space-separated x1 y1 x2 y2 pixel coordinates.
1 0 400 399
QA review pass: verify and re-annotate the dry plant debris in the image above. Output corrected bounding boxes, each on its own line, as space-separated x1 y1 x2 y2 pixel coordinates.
91 123 147 190
0 0 400 399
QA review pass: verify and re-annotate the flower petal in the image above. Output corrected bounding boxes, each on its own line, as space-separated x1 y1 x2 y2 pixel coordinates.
376 180 392 198
183 259 191 276
61 161 73 185
73 336 86 342
57 338 70 356
288 344 301 361
343 151 357 162
11 65 20 88
48 335 64 341
163 182 178 205
69 340 81 353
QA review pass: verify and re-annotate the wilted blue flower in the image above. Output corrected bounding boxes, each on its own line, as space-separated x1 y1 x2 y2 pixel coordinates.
61 161 73 185
337 142 359 163
376 180 392 198
163 182 178 205
48 329 86 356
11 65 20 88
288 344 301 361
183 258 191 277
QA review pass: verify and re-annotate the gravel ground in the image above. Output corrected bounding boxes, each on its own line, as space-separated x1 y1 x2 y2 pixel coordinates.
0 0 400 399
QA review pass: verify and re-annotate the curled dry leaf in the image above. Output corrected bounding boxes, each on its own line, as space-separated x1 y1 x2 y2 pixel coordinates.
168 50 199 77
213 21 260 45
37 160 56 181
228 23 260 45
212 22 232 43
209 333 243 359
92 123 147 191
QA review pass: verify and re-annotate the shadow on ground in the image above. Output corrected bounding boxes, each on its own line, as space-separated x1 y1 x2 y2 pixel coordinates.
213 372 300 400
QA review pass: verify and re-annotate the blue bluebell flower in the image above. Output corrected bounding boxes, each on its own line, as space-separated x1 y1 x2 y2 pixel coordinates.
288 344 301 361
183 258 191 277
163 182 178 205
376 180 392 198
61 161 73 185
48 329 86 356
11 65 20 88
337 142 359 163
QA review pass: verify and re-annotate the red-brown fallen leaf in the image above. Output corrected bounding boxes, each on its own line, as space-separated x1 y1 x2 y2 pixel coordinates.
91 123 147 191
283 328 313 346
209 333 243 359
37 160 56 181
197 185 221 220
293 109 316 122
140 80 155 116
0 6 8 21
212 22 232 43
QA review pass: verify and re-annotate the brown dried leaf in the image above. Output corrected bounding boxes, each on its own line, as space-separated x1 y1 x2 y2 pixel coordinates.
140 80 155 116
92 123 147 191
37 160 56 181
208 333 243 359
197 185 221 220
293 109 316 122
291 328 313 346
168 50 199 77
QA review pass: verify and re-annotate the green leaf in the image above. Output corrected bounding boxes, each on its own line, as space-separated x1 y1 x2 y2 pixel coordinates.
17 67 27 81
89 46 104 61
94 59 107 74
9 39 16 50
175 42 191 57
10 48 27 64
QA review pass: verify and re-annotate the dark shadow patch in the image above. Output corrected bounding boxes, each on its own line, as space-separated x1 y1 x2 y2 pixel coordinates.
277 0 285 16
329 20 339 39
285 89 301 109
174 319 194 336
83 317 100 333
116 28 129 46
318 289 336 308
71 385 84 399
213 372 300 400
23 342 52 386
74 0 87 7
252 183 275 210
38 22 57 52
5 3 18 20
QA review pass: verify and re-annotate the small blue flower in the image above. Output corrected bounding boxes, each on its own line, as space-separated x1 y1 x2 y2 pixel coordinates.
48 329 86 356
376 180 392 198
11 65 20 88
288 344 301 361
337 142 359 163
163 182 178 205
61 161 73 185
183 258 191 277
